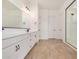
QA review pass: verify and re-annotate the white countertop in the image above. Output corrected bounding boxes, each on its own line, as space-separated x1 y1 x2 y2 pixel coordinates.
2 28 27 40
2 28 38 40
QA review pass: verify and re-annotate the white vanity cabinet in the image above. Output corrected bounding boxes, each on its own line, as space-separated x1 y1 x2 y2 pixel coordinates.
2 33 29 59
30 32 38 43
3 39 28 59
2 34 27 49
2 0 39 58
2 31 39 59
26 31 38 50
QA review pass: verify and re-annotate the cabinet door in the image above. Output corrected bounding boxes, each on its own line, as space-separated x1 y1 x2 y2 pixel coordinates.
2 34 27 49
3 42 19 59
30 32 37 44
3 37 30 59
13 39 30 59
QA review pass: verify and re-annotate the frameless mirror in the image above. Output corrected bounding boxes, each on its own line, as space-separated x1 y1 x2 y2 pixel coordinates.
2 0 29 29
65 0 77 48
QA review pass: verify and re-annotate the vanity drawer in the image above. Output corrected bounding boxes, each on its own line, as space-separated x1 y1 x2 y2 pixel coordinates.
30 32 37 42
28 32 37 48
3 42 19 59
2 34 28 49
3 38 30 59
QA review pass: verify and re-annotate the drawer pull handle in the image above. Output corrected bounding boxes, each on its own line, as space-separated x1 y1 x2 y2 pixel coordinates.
15 44 20 52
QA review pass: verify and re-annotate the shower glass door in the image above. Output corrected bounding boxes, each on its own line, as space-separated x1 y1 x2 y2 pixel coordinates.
66 0 77 48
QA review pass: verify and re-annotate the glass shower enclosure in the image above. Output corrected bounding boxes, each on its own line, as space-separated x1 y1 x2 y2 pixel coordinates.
65 0 77 48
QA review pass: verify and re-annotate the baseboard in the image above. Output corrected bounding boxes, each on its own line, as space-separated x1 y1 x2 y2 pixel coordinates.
39 38 63 41
48 38 63 41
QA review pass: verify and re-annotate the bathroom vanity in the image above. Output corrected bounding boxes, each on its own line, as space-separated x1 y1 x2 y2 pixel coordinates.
2 0 39 59
2 28 39 59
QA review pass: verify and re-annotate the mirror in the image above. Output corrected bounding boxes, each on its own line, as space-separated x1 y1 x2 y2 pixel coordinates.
2 0 29 29
65 0 77 48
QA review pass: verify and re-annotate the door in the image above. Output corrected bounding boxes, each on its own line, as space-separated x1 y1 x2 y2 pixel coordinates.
66 1 77 48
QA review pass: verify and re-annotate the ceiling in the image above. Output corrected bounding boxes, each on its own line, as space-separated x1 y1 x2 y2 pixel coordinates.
38 0 66 10
3 0 66 10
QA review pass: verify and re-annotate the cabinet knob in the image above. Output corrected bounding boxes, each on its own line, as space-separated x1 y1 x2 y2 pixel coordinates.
27 28 31 32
